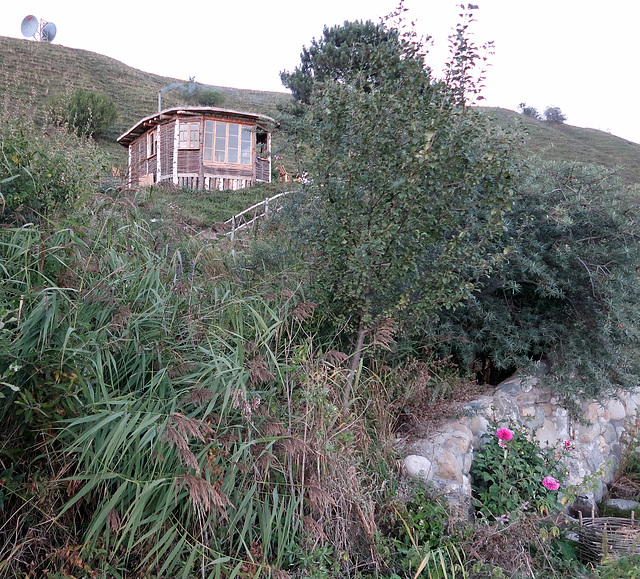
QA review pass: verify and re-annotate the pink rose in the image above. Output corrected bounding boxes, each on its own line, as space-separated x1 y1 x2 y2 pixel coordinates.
496 427 514 442
542 476 560 491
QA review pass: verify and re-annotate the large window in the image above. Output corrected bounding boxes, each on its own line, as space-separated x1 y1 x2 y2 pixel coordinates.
179 122 200 148
203 120 252 165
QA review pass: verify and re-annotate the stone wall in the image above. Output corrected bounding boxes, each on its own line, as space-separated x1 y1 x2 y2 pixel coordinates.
401 371 640 506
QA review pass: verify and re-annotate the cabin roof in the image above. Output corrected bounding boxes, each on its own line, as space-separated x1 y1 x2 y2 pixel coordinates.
117 106 277 147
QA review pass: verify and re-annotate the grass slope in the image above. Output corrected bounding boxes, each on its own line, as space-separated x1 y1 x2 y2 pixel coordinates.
484 107 640 184
0 35 290 168
2 35 639 183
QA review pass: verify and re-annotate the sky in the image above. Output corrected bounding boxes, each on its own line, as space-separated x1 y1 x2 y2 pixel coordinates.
2 0 639 144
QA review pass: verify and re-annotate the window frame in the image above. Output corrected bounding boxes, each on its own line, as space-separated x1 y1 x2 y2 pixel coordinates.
147 129 157 158
203 119 253 166
178 122 200 149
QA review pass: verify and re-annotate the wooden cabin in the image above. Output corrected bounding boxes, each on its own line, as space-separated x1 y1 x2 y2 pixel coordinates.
117 106 275 190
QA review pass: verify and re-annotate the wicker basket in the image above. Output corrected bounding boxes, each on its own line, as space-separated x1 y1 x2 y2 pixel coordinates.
574 514 640 562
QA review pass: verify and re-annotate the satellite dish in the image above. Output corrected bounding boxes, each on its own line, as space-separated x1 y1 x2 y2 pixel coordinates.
41 22 57 43
21 15 38 37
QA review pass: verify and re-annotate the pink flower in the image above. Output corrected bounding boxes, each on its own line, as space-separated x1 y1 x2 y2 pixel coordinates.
542 476 560 491
563 440 574 450
496 427 514 442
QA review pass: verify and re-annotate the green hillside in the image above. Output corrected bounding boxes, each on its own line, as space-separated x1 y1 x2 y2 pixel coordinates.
484 107 640 184
0 35 290 168
1 35 639 182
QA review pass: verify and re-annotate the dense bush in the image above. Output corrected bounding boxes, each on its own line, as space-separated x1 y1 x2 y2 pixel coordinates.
0 101 108 213
518 102 541 119
425 162 640 403
543 106 568 123
65 88 118 137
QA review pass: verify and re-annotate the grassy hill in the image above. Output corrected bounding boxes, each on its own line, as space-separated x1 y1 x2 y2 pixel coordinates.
484 107 640 184
1 34 639 183
0 35 290 168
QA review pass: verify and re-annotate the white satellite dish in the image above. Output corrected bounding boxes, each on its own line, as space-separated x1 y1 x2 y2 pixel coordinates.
41 22 57 43
21 15 38 38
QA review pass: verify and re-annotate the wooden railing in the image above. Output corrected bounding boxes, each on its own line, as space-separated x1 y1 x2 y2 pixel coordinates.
224 191 293 238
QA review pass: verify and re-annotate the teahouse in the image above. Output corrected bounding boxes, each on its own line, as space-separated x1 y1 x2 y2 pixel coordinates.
117 106 275 190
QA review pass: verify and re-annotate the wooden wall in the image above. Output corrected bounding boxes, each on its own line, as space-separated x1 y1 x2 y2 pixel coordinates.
127 115 270 190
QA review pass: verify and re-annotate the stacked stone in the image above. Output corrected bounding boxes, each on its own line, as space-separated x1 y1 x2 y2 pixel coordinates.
402 373 640 506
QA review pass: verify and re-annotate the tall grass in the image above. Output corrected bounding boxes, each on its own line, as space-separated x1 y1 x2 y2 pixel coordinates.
0 200 394 577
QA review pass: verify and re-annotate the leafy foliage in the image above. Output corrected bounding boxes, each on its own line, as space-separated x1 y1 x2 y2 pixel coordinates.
426 162 640 401
65 88 118 137
518 102 541 119
598 554 640 578
280 18 411 104
383 487 467 577
0 99 108 213
282 6 520 404
180 83 226 107
471 422 567 519
0 199 397 576
0 217 306 575
543 105 568 123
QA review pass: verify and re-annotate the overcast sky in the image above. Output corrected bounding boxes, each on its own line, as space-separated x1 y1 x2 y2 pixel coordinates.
2 1 639 144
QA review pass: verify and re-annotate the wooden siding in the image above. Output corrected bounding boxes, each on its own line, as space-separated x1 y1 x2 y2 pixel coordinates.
126 113 271 191
256 158 270 182
160 122 174 181
177 149 201 174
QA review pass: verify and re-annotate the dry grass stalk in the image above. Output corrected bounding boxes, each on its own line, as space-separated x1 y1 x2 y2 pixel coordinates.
183 386 215 407
247 355 275 383
292 301 317 322
161 413 214 473
322 350 350 367
106 508 121 534
369 318 396 351
175 474 232 518
232 389 261 421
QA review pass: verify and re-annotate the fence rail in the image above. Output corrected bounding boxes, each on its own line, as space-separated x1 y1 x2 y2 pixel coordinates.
224 191 293 238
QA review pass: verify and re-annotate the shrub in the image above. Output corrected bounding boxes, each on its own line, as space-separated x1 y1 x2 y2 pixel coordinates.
518 102 541 119
471 421 568 520
543 105 567 123
181 84 225 107
0 100 108 213
65 88 118 137
426 162 640 402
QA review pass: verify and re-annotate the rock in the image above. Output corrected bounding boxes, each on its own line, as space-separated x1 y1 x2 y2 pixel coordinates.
403 455 433 481
607 399 627 422
603 498 640 516
468 414 490 438
567 495 599 518
535 419 557 447
400 378 640 514
584 403 599 423
435 451 461 482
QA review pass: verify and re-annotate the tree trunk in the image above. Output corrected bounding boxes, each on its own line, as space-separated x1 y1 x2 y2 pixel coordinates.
343 317 367 410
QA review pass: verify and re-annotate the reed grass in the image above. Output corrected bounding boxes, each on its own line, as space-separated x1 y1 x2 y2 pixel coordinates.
0 197 397 577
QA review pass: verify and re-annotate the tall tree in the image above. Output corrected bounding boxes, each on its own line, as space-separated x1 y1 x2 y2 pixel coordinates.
285 6 520 405
543 105 567 123
280 18 414 104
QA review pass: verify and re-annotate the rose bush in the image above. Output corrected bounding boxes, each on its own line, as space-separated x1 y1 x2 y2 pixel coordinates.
471 421 569 519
